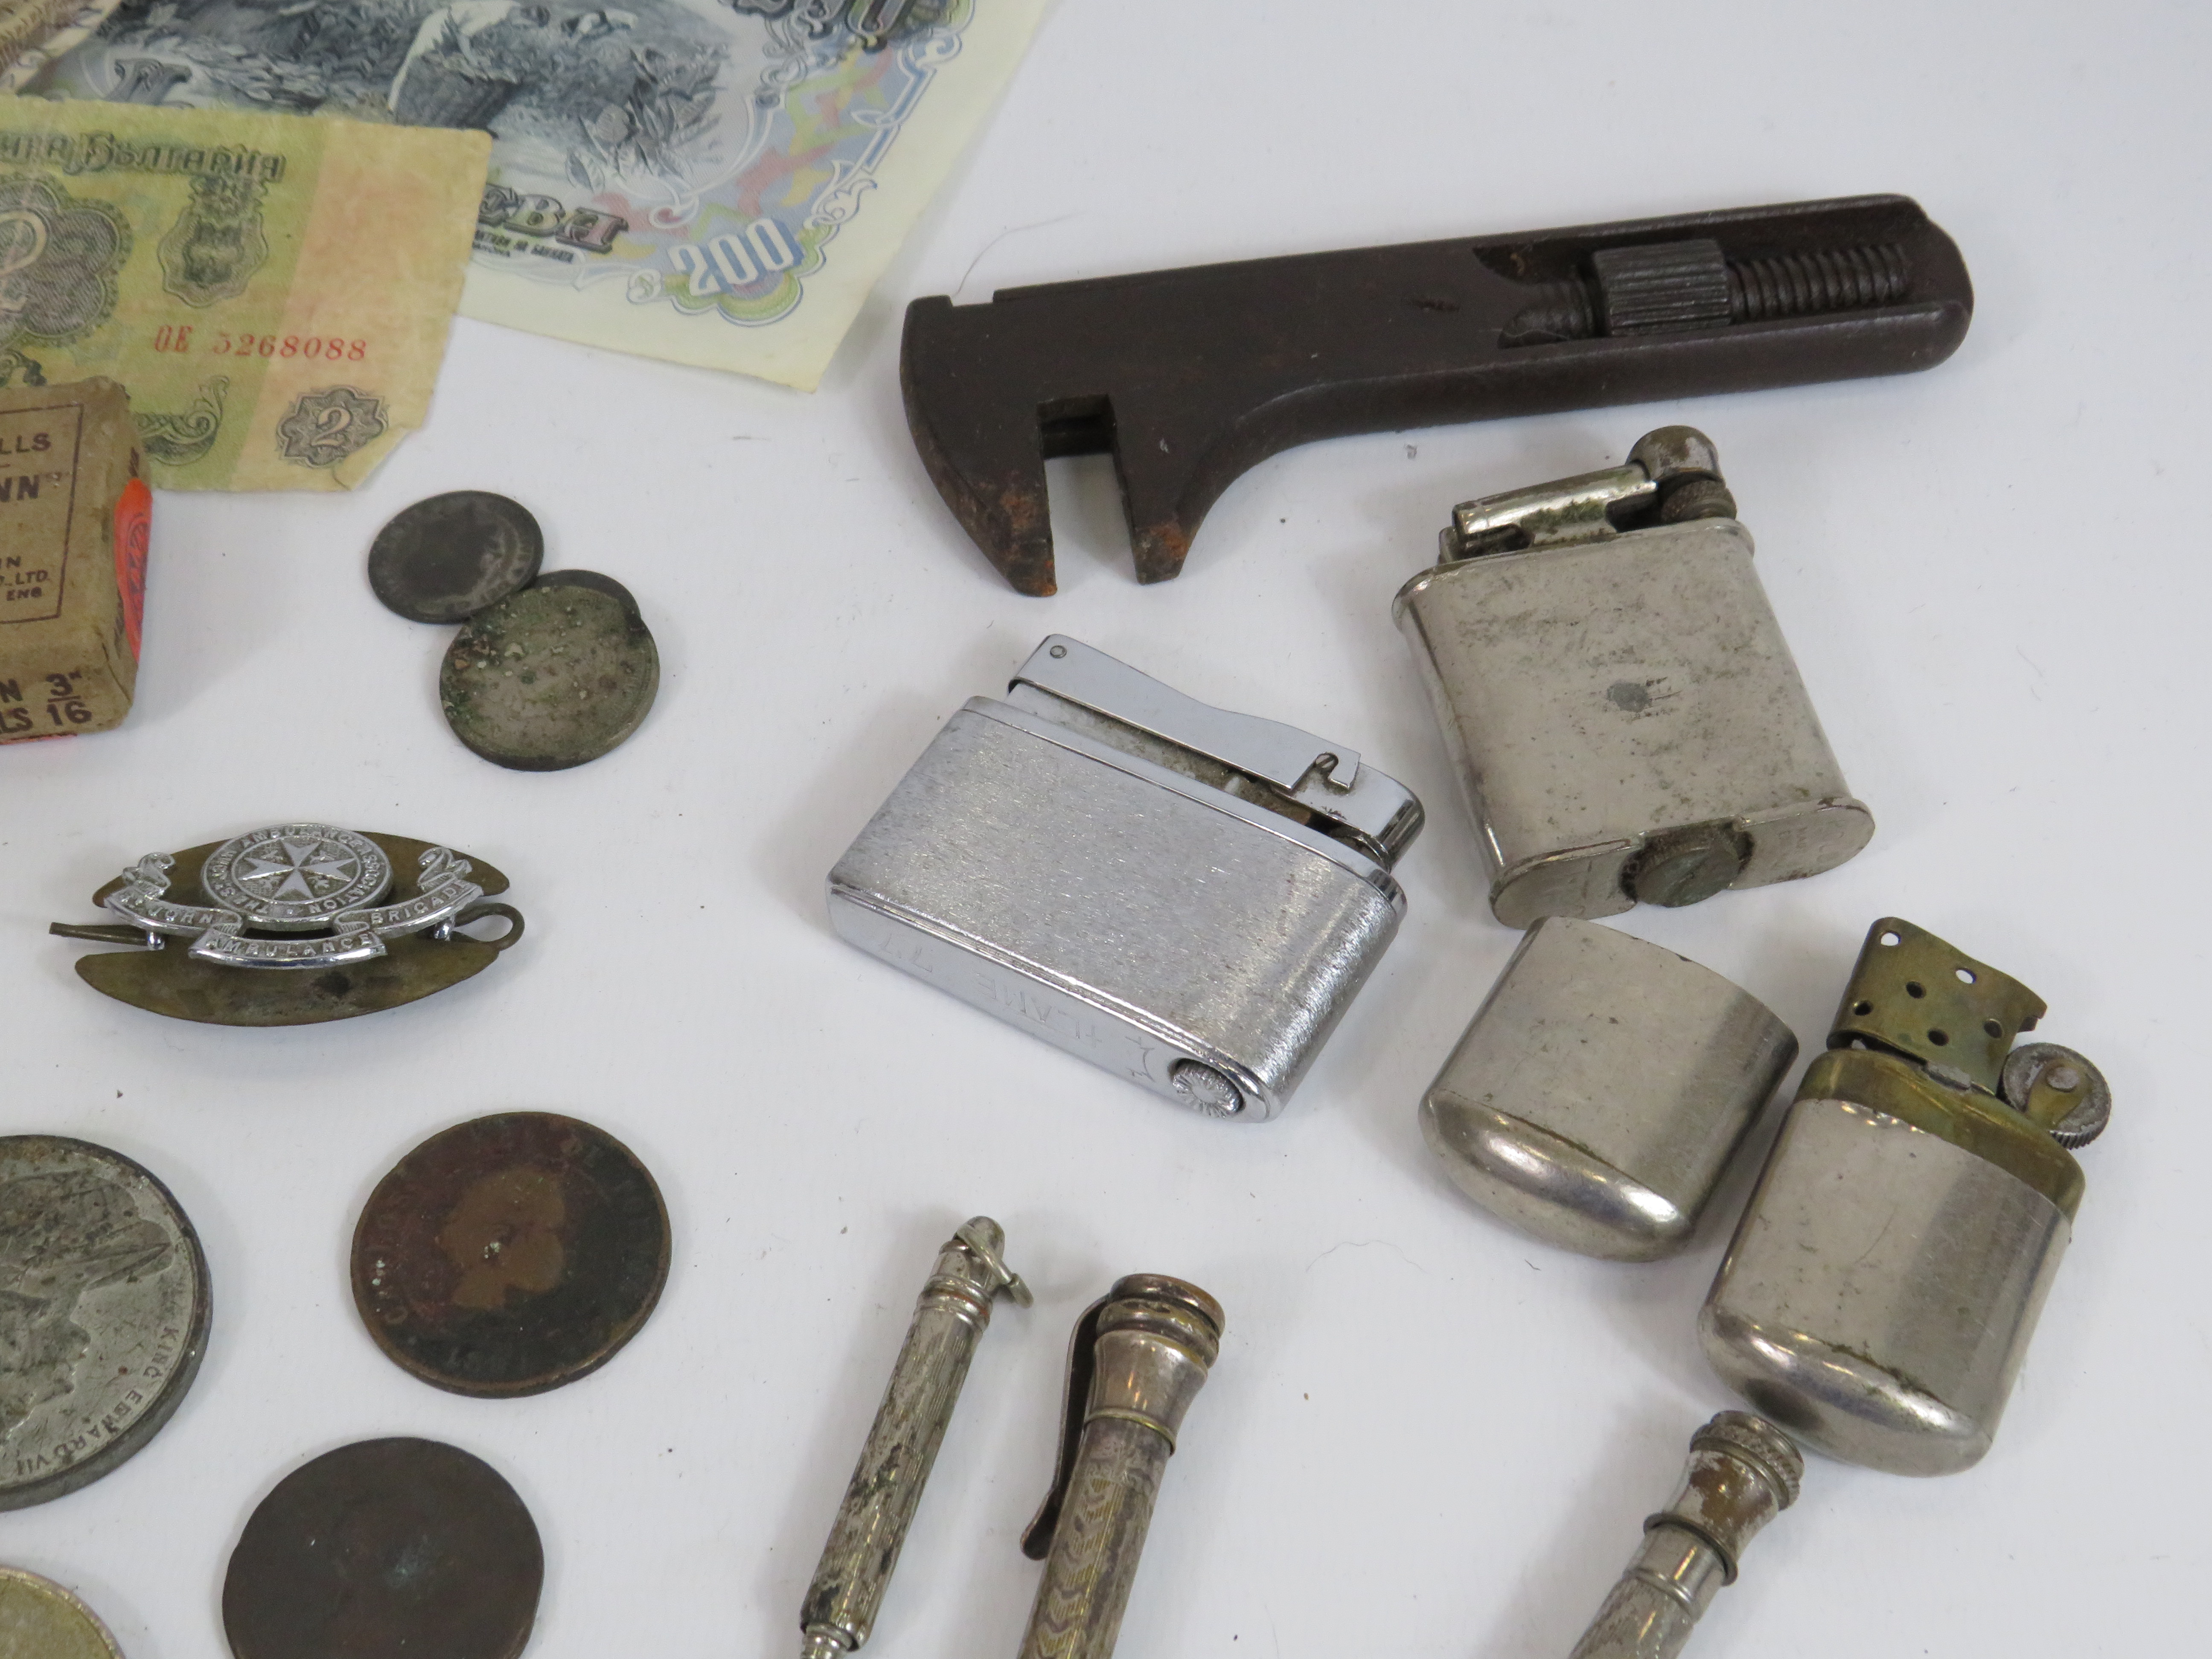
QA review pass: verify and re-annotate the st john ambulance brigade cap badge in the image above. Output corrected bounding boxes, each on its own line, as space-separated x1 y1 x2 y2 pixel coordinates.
51 822 525 1026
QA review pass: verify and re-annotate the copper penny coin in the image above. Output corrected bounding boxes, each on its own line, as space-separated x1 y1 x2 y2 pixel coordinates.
351 1112 668 1397
223 1438 541 1659
368 491 544 624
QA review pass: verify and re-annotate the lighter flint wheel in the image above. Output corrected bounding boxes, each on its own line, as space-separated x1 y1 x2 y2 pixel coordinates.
1170 1060 1244 1118
2000 1042 2112 1149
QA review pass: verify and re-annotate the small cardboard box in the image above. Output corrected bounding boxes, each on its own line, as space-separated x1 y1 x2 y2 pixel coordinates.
0 378 148 744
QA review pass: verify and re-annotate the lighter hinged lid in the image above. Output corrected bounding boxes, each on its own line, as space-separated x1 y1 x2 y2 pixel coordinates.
1434 426 1734 562
1007 635 1421 866
1830 917 2044 1094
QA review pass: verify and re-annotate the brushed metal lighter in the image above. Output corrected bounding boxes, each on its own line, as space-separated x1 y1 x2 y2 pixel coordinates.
829 637 1422 1120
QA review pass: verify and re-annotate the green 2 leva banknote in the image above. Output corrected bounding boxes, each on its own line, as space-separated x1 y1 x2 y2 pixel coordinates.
0 97 486 489
29 0 1048 389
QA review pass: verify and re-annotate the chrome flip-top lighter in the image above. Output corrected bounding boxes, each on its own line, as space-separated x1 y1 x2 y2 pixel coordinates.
1394 428 1871 926
829 637 1423 1121
1701 918 2111 1475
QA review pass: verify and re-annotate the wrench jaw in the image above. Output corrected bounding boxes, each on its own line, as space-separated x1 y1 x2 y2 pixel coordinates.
1040 389 1200 589
897 307 1228 594
902 298 1062 595
1109 393 1232 588
1131 519 1193 588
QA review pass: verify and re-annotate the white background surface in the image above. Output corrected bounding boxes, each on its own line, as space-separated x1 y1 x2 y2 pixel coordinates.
4 3 2207 1654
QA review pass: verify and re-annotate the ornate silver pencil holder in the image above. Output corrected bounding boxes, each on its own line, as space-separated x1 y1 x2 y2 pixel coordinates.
1394 427 1870 926
828 637 1422 1121
800 1219 1028 1659
1568 1412 1802 1659
1016 1275 1223 1659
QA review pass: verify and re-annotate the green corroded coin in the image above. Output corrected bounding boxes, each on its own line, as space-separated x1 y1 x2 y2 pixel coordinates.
439 572 658 771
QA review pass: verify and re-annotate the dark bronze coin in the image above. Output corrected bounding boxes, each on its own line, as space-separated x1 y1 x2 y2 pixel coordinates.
224 1437 542 1659
369 491 544 624
352 1112 669 1398
438 571 659 771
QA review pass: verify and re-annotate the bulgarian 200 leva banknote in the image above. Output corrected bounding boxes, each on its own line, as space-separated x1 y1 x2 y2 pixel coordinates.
0 96 486 488
28 0 1049 389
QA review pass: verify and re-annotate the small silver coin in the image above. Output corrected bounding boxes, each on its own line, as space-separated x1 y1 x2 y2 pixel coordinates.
200 824 393 932
0 1135 211 1511
369 492 544 624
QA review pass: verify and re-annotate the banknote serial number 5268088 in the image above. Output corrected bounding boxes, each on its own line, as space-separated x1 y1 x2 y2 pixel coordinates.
149 326 370 360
